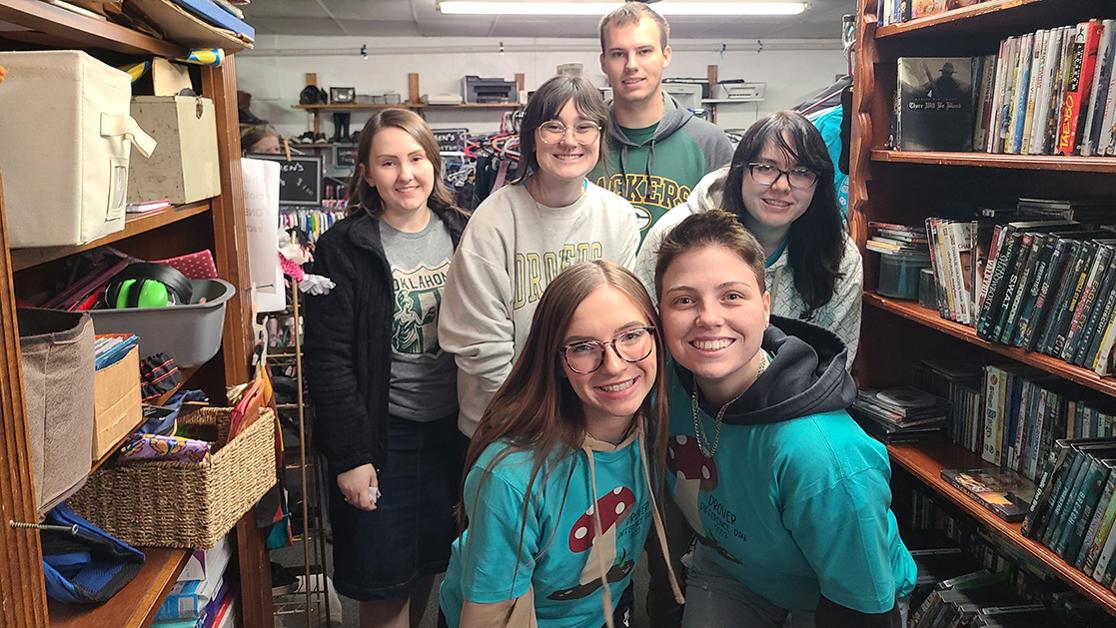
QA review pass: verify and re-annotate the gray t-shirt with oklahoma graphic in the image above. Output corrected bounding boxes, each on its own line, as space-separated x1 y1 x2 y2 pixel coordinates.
380 216 458 421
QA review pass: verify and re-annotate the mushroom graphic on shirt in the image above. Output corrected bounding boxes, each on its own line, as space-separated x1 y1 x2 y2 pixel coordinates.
668 434 742 564
548 486 638 601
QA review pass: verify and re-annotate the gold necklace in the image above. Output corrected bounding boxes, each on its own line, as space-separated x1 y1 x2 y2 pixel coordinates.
691 351 769 458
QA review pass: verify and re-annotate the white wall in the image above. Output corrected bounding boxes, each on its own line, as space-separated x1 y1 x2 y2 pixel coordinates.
238 34 846 139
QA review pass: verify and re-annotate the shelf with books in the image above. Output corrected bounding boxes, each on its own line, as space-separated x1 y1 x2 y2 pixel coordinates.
876 0 1112 41
871 150 1116 172
864 292 1116 397
888 440 1116 614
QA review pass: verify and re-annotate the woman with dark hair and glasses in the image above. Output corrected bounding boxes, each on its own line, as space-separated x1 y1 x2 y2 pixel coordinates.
440 75 641 438
439 260 683 628
635 111 862 367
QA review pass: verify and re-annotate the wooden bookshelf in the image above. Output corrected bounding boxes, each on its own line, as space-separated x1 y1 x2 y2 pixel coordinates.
870 150 1116 173
854 0 1116 618
48 547 190 628
0 0 183 57
888 441 1116 614
863 292 1116 397
875 0 1113 41
9 201 211 272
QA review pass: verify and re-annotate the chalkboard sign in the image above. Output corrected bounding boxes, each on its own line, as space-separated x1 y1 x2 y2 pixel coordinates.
433 128 470 153
335 143 357 168
247 153 322 207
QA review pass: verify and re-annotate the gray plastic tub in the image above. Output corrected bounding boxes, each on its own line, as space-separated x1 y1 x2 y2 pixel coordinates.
88 279 235 368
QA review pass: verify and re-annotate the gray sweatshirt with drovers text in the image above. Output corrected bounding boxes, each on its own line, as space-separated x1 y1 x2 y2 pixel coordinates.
439 182 641 436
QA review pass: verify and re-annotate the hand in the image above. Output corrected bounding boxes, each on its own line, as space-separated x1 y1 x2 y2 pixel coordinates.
337 463 379 511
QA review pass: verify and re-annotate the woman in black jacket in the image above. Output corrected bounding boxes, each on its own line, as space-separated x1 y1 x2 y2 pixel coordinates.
304 108 469 628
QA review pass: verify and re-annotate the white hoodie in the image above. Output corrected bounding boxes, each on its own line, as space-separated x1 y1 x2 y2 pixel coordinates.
439 182 641 436
634 167 863 368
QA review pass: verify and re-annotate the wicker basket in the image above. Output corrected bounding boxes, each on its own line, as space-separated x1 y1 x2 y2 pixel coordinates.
68 407 277 549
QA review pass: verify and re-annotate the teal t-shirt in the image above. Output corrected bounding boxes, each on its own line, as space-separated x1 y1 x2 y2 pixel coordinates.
439 437 652 627
665 372 916 614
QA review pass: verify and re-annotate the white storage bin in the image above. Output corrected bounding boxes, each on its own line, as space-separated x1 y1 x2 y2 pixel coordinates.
0 51 156 248
128 96 221 205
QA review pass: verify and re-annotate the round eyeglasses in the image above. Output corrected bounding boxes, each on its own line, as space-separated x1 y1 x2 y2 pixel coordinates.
746 163 818 189
539 121 602 145
559 326 656 374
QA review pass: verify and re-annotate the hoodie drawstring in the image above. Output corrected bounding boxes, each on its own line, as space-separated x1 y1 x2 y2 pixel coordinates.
581 443 616 628
637 414 685 605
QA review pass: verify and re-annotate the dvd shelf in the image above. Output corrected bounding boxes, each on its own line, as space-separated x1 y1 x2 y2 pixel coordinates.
852 0 1116 618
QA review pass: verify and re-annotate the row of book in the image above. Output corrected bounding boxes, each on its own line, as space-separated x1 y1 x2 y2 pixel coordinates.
1021 438 1116 591
902 212 1116 376
904 488 1110 626
892 19 1116 156
877 0 987 28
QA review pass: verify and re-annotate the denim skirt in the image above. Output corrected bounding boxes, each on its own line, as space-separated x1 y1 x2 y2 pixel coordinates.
329 414 466 600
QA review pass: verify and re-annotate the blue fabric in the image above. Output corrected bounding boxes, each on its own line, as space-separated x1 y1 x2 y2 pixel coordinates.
665 372 916 614
41 503 144 604
806 105 849 217
440 438 652 627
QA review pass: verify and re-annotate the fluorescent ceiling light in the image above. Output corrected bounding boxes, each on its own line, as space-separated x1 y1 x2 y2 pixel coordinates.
438 2 807 17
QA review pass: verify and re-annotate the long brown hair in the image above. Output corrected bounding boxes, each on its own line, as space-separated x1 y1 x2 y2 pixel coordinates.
344 107 462 217
459 260 669 549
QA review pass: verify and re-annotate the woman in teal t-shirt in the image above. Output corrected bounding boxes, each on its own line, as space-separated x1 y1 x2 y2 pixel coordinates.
653 210 916 628
439 260 683 628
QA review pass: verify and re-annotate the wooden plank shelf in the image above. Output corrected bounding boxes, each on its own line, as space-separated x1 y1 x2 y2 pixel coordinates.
888 440 1116 614
293 102 521 111
874 0 1115 41
0 0 184 57
870 150 1116 173
10 201 211 272
863 292 1116 397
48 547 190 628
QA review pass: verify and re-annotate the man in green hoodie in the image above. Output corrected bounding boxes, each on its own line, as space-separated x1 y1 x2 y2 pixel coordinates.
592 2 733 243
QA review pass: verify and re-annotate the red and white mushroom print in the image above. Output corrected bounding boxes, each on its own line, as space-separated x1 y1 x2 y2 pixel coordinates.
667 435 717 490
568 486 636 552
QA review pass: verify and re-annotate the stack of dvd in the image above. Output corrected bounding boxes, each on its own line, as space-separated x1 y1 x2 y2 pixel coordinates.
851 386 950 443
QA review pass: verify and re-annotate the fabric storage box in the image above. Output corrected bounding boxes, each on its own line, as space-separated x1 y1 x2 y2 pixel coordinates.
68 407 276 549
17 309 95 515
92 338 143 460
0 51 156 247
128 95 221 204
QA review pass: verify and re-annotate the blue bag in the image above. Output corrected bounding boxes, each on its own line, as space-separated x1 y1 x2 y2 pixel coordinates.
41 503 145 604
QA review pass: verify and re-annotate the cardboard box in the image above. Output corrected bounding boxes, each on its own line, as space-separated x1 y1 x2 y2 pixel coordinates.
128 95 221 204
178 534 232 583
92 344 142 460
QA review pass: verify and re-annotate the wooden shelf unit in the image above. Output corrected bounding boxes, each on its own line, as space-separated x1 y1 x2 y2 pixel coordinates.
293 102 522 111
863 293 1116 397
0 2 273 626
852 0 1116 617
871 149 1116 173
9 201 211 272
47 548 191 628
888 441 1116 614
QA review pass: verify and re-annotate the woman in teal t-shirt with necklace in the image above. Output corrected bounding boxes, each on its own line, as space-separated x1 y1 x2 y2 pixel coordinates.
653 210 915 628
439 260 682 628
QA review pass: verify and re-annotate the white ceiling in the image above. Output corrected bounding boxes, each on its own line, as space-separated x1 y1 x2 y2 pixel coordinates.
242 0 854 40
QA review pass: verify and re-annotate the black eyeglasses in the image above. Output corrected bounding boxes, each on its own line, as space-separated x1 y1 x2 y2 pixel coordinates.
559 326 656 374
746 162 818 189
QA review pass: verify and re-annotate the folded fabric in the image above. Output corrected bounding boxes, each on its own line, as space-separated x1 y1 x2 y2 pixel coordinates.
140 352 181 402
118 433 211 463
41 503 145 604
153 250 218 281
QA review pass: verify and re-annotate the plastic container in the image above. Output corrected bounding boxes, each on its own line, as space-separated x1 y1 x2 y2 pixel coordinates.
878 252 931 300
88 279 235 367
919 267 937 309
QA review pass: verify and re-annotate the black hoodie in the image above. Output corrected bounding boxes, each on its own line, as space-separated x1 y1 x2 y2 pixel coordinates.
667 317 915 627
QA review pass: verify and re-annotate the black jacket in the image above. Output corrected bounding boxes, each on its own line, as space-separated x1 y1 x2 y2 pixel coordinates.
303 204 467 475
